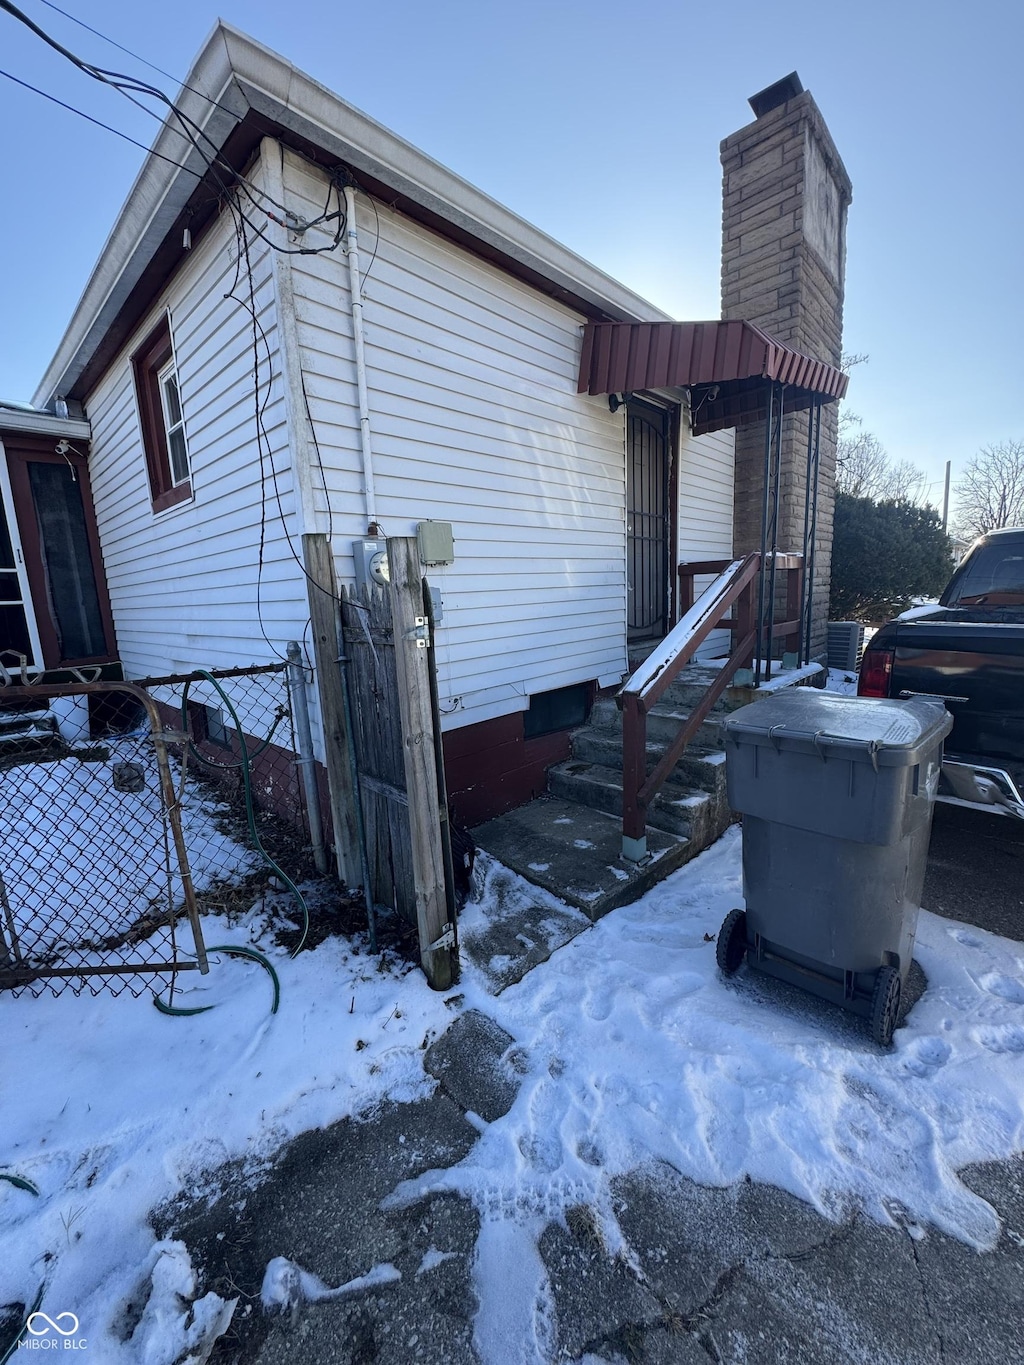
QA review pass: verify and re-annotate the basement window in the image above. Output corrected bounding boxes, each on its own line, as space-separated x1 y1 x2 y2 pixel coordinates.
524 683 589 739
203 705 232 748
131 314 192 513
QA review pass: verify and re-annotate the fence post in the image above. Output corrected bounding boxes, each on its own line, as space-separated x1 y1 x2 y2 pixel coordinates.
286 641 328 875
302 532 362 886
387 537 456 990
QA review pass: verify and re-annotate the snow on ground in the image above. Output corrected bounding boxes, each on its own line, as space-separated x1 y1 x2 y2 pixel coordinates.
825 666 859 694
401 840 1024 1360
0 740 257 962
2 830 1024 1361
0 918 445 1361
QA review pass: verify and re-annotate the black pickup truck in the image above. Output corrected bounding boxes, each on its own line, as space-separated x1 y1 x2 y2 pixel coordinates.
858 526 1024 819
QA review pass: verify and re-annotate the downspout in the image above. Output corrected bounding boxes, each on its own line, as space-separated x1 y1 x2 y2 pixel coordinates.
342 181 378 530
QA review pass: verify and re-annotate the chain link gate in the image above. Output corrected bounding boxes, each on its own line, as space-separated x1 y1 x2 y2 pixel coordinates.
0 682 209 997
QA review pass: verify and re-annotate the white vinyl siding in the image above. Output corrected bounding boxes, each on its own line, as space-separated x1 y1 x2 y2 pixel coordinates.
281 148 628 729
83 187 310 712
676 426 736 659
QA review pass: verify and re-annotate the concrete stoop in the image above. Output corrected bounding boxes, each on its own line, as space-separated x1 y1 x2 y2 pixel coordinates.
472 663 747 920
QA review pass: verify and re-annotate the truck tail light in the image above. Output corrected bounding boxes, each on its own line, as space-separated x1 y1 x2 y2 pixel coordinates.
857 647 894 698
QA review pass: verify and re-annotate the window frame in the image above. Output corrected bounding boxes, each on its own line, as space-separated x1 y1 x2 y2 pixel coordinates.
131 314 193 513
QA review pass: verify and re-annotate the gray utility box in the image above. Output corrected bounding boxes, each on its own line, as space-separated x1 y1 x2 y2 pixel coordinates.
718 690 952 1043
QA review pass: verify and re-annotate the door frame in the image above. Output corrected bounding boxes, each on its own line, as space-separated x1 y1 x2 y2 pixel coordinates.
0 440 46 670
2 433 118 669
625 395 680 642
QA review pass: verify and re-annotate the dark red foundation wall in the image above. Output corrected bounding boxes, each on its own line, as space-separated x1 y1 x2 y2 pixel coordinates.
443 709 575 829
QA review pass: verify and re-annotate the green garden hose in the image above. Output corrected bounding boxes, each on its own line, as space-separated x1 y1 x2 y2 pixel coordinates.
153 943 281 1017
0 1174 38 1196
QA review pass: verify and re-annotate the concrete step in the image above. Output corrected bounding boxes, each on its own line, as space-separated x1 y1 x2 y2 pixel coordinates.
584 702 724 753
547 759 709 838
471 796 698 921
569 729 728 796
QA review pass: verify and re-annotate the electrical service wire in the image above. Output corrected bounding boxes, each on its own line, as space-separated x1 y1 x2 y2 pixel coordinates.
0 0 347 257
0 65 204 174
36 0 243 122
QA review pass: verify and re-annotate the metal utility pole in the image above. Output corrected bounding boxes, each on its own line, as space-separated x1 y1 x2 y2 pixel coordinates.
941 460 951 532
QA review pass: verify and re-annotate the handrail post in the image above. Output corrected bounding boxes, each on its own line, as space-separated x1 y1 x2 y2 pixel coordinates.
785 564 802 662
736 574 756 667
678 566 695 622
621 693 648 862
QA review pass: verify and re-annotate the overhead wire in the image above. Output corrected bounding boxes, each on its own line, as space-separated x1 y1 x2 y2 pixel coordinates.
0 65 205 175
0 0 347 257
35 0 245 121
4 0 364 655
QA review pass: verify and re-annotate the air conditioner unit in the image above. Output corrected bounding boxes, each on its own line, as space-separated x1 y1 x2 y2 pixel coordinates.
826 621 865 672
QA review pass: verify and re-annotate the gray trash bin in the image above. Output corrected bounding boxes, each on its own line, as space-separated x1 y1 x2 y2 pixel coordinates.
715 690 952 1045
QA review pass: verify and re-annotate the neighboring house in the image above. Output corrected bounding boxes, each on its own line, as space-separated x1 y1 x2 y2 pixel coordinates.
0 402 117 681
25 29 848 874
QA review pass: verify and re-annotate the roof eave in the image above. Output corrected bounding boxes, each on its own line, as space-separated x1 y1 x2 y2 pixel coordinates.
0 409 92 440
35 22 672 410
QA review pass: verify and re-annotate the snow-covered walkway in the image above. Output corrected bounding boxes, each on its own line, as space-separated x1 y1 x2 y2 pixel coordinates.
2 829 1023 1361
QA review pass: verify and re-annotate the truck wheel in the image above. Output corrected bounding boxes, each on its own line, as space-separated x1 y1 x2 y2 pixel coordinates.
716 909 748 975
870 966 901 1047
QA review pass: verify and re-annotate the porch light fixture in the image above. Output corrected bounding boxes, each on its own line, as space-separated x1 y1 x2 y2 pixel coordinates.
608 392 632 413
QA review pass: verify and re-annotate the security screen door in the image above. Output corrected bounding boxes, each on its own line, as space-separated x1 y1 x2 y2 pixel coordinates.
626 400 671 642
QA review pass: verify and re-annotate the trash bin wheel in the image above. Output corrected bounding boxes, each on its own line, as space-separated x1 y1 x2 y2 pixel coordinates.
870 966 901 1047
716 909 748 976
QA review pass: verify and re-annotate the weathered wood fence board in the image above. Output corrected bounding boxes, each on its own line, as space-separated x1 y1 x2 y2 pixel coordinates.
340 537 456 988
341 581 415 922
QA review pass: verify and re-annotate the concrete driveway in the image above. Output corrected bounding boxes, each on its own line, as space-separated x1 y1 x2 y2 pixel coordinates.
145 808 1024 1365
925 802 1024 942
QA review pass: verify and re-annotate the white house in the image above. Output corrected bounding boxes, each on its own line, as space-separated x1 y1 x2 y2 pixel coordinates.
27 27 846 872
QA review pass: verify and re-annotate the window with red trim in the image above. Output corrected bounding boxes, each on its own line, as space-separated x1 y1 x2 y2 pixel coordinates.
131 316 192 512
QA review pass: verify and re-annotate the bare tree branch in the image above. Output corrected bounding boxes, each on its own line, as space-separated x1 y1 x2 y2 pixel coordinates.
836 430 926 502
953 441 1024 539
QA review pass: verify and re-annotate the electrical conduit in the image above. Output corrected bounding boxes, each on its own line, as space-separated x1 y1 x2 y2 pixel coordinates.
342 181 377 528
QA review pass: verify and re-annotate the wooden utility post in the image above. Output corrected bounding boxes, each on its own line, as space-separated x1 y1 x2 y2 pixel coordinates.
387 537 456 990
302 532 361 886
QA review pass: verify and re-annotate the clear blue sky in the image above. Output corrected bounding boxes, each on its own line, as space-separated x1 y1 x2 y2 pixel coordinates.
1 0 1020 505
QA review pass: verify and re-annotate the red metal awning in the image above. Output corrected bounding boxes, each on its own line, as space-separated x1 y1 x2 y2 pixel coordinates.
577 319 848 435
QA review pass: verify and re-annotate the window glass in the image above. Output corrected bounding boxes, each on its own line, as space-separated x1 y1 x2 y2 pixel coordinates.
158 362 190 487
0 603 32 657
132 316 193 511
162 370 183 428
167 426 189 486
945 540 1024 606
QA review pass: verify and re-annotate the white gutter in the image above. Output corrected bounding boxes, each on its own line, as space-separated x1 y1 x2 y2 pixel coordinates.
0 410 91 441
342 183 377 529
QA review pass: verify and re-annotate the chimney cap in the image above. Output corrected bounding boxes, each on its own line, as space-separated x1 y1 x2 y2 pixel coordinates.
748 72 804 118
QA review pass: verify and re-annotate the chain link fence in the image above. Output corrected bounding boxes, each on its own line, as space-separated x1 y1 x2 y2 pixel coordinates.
0 662 327 999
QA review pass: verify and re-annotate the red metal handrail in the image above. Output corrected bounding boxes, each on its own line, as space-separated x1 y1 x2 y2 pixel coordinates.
620 554 759 860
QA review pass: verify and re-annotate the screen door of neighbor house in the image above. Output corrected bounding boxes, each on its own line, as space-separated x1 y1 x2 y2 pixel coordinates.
0 465 42 667
626 400 671 642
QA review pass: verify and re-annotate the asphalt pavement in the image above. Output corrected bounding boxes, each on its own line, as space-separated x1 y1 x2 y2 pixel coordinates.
924 802 1024 942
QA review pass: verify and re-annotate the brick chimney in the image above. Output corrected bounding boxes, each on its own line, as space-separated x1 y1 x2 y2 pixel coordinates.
721 74 852 657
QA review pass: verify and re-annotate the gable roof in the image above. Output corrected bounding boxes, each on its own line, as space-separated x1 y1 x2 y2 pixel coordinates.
34 24 673 409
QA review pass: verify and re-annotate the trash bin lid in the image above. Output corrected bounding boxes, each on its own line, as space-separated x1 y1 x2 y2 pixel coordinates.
723 690 952 767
